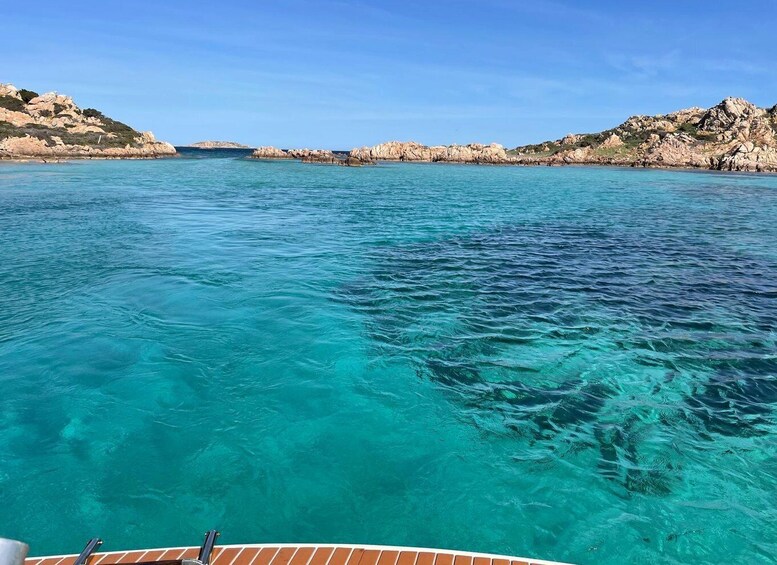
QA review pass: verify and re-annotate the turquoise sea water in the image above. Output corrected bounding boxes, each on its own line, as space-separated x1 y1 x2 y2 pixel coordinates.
1 153 776 564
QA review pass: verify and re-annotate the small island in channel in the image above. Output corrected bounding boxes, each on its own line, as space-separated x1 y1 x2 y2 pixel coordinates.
0 83 176 161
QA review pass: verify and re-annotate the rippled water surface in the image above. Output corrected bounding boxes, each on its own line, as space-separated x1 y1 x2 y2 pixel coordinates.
1 155 776 564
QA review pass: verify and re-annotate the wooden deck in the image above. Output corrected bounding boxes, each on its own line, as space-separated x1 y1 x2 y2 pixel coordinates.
24 544 571 565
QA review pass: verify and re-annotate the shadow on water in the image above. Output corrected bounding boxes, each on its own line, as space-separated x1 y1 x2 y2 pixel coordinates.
336 222 777 496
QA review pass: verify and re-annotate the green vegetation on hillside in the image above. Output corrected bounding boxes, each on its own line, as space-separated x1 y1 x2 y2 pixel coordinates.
82 109 139 145
0 97 143 149
0 118 142 148
0 95 25 112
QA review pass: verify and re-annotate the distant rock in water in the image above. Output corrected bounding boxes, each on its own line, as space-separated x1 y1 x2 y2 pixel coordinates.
350 141 509 164
189 140 250 149
510 97 777 172
0 83 176 160
251 146 374 166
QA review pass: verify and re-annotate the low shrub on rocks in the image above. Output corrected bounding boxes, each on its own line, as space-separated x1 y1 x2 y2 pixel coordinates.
18 89 38 103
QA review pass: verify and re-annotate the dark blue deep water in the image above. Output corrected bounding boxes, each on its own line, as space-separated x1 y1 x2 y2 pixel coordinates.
0 156 775 564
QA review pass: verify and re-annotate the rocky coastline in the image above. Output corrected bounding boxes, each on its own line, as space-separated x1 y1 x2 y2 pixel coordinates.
347 98 777 172
507 97 777 172
0 83 176 161
5 83 775 173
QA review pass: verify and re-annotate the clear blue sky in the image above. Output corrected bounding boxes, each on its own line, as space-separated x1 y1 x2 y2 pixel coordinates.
2 0 776 148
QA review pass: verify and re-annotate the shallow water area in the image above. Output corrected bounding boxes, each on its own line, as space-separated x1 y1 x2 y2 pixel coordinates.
1 155 776 565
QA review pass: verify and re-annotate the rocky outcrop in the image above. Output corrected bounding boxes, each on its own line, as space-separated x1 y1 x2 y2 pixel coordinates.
342 155 372 167
251 146 293 159
560 134 582 146
698 98 762 138
511 97 777 172
716 141 777 172
350 141 508 163
0 83 176 160
299 150 340 164
600 133 624 149
250 146 374 166
637 133 711 169
251 147 333 160
287 148 337 160
189 141 250 149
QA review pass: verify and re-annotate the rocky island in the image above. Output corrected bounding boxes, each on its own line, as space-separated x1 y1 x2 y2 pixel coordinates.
251 146 374 166
349 98 777 172
350 141 509 164
189 141 250 149
0 83 176 161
